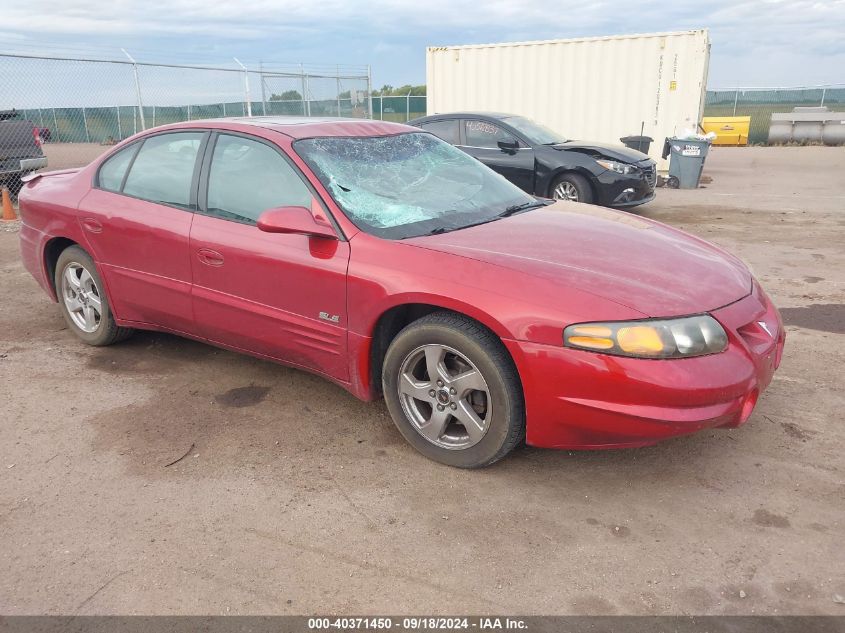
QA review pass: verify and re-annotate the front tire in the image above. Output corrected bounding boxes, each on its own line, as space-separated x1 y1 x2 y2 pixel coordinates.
382 312 524 468
551 173 593 204
54 245 134 346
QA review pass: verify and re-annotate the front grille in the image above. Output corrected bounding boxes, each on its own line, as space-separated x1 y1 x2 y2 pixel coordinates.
642 164 656 188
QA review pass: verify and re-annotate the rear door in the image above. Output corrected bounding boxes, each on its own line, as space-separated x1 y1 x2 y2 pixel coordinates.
458 119 535 193
78 130 207 333
189 131 350 381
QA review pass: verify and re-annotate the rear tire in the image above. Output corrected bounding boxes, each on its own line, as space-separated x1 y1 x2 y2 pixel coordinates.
382 312 524 468
54 246 134 346
551 173 593 204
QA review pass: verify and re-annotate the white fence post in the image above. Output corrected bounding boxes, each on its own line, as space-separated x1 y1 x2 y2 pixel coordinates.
81 107 90 142
337 67 342 117
233 58 252 117
122 49 146 130
367 65 373 119
300 64 307 116
259 62 267 115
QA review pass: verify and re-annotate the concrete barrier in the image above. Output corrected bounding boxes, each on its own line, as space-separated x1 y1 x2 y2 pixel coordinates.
769 107 845 144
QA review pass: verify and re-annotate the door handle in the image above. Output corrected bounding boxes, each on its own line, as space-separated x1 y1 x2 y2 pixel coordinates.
196 248 224 267
81 217 102 234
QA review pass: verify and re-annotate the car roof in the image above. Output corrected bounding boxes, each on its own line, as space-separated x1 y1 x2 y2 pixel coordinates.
409 112 517 124
158 116 415 139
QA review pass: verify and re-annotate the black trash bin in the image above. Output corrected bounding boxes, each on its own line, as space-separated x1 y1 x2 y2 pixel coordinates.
620 135 654 154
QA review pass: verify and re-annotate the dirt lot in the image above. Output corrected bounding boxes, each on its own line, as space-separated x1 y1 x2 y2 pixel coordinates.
1 146 843 615
41 143 111 171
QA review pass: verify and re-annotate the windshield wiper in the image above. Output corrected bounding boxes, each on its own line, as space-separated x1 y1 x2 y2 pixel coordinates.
499 200 549 217
421 200 550 237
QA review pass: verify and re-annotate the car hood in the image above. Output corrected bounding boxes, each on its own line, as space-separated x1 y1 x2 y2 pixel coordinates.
551 141 651 163
406 203 751 317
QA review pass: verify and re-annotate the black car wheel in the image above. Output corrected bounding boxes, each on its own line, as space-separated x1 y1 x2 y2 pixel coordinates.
55 246 134 346
551 173 593 204
382 312 525 468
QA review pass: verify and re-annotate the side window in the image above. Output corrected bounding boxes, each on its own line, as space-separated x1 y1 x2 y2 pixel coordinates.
421 120 459 145
463 120 518 149
123 132 204 208
205 134 313 225
97 143 138 192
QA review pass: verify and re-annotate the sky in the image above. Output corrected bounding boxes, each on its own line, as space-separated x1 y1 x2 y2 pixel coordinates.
0 0 844 90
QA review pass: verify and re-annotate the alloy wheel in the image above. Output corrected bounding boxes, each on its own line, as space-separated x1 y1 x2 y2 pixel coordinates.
553 181 579 201
397 344 492 450
61 263 102 333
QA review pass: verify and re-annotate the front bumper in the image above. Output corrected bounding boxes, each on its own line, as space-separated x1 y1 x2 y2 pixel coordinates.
596 164 656 208
613 190 655 208
506 283 785 449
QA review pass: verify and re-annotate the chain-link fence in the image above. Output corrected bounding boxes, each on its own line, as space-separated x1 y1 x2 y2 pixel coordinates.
704 85 845 144
0 53 371 184
258 64 372 118
371 95 427 123
4 49 841 194
375 87 845 142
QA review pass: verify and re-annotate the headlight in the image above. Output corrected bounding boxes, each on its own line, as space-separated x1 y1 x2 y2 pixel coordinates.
563 315 728 359
596 159 638 175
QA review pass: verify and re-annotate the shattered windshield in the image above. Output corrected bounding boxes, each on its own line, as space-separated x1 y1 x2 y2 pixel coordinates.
294 132 536 239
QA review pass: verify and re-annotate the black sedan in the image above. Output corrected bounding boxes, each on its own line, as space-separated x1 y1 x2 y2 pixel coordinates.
408 112 656 208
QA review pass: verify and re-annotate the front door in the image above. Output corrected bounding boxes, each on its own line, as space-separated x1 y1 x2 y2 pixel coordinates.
78 131 207 333
189 132 350 381
458 119 535 193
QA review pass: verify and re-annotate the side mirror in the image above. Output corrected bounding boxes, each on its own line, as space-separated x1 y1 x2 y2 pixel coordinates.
257 206 337 239
497 139 519 152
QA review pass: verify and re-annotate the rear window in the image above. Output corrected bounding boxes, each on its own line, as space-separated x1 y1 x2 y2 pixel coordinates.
97 144 138 192
420 120 459 145
122 132 204 208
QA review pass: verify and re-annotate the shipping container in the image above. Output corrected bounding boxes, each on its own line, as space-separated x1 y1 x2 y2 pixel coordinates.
426 30 711 169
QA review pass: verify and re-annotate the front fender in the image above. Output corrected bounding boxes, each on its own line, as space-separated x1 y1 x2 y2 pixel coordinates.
534 146 603 197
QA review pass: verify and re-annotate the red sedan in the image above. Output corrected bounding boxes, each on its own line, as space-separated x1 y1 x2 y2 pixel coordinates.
18 118 785 468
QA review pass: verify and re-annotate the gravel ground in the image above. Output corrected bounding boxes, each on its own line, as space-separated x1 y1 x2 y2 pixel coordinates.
0 146 843 615
41 143 110 171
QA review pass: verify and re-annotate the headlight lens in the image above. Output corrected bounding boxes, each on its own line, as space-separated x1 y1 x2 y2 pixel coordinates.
596 159 638 175
563 315 729 359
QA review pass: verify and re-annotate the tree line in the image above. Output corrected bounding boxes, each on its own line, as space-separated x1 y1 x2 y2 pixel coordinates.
269 84 426 101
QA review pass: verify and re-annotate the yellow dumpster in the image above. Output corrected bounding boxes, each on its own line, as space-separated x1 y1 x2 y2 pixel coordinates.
702 116 751 145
